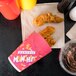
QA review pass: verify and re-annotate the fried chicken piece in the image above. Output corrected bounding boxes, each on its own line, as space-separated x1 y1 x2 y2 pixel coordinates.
44 36 56 46
53 15 64 23
39 26 55 37
39 26 56 46
33 12 64 26
33 15 45 26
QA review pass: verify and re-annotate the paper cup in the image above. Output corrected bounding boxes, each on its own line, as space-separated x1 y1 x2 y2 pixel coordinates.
8 32 51 72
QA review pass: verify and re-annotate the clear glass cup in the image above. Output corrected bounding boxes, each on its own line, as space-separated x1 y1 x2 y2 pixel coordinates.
59 40 76 75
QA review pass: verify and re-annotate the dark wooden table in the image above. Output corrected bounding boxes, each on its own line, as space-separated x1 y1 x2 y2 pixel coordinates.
0 0 75 76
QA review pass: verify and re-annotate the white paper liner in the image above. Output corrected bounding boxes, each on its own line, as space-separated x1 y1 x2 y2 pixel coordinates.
66 23 76 39
21 3 65 48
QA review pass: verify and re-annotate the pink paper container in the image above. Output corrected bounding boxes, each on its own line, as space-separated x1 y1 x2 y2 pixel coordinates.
8 32 51 72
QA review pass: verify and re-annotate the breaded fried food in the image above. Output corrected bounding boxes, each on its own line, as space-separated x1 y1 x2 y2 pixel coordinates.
33 12 64 26
45 36 56 46
39 26 55 37
39 26 56 46
53 15 64 23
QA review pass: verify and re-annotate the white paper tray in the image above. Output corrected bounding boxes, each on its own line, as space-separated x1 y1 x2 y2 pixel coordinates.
21 3 65 48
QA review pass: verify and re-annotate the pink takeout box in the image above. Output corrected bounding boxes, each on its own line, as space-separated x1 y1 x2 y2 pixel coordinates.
8 32 51 72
